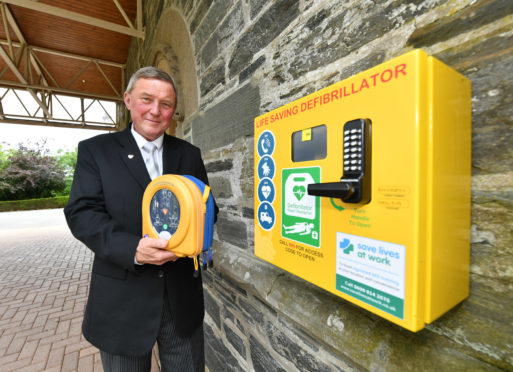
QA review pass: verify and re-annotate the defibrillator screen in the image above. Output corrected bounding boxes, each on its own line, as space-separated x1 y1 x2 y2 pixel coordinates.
292 124 327 162
150 189 180 240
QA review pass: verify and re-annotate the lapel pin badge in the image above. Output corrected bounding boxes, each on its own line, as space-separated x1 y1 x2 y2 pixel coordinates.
128 154 134 159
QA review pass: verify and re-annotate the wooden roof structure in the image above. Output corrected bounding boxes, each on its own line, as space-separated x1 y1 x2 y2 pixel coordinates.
0 0 143 131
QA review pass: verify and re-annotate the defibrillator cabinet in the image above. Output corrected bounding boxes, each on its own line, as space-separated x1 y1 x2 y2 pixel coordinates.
254 49 471 332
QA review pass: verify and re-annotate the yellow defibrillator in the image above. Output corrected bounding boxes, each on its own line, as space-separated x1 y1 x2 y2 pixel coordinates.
142 174 215 275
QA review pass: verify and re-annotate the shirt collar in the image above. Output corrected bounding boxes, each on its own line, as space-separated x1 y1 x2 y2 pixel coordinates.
131 124 164 150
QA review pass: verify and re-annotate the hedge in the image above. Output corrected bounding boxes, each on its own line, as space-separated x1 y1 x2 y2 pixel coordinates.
0 196 69 212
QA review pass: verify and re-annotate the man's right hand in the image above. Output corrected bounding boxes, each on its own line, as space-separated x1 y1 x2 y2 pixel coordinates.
135 237 179 265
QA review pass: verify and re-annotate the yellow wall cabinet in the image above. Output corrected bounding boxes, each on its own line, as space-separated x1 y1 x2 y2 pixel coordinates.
254 50 471 332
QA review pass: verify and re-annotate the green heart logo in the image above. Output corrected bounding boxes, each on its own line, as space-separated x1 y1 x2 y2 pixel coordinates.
293 185 306 201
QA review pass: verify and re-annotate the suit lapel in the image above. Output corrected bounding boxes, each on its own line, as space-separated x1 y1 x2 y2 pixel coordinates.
115 127 151 190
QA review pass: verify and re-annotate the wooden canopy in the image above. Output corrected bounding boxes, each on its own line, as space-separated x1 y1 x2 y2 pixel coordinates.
0 0 143 130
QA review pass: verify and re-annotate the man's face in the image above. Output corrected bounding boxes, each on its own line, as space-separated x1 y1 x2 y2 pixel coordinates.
124 77 176 141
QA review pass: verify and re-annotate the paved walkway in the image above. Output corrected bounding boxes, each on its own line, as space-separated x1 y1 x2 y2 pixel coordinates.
0 209 159 371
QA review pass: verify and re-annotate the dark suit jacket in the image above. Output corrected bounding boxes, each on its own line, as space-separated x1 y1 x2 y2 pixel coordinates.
64 127 215 356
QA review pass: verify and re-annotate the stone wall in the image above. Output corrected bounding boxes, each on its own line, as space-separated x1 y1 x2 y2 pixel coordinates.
125 0 513 370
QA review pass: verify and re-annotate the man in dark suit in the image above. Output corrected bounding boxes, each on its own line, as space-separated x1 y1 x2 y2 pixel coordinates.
64 66 216 372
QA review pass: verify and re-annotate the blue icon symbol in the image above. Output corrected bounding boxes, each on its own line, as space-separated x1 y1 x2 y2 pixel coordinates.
257 130 275 157
257 178 275 203
257 202 275 231
339 239 350 248
257 155 275 180
339 238 353 254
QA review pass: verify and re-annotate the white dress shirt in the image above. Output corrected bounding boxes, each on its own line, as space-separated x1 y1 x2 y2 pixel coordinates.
131 125 164 178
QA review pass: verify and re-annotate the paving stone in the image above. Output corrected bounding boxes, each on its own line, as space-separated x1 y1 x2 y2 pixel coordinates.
17 339 38 361
62 350 79 371
16 361 47 372
45 346 65 368
77 354 94 372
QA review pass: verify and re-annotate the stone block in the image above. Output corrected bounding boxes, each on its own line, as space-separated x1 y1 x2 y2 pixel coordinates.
206 159 233 173
216 271 248 297
238 296 264 327
242 207 253 219
229 0 300 78
222 306 236 325
240 144 255 199
472 172 513 208
194 0 233 54
408 0 513 48
213 244 282 306
192 84 260 152
200 60 225 97
205 322 246 371
249 335 287 372
437 35 513 174
209 176 233 199
277 316 320 353
470 202 513 283
212 280 237 307
250 0 267 20
305 8 330 30
204 288 221 330
189 0 212 34
240 55 266 83
216 215 248 249
265 321 332 372
224 323 246 359
200 2 244 71
283 1 433 78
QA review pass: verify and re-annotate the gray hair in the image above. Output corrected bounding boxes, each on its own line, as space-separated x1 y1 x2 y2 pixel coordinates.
125 66 178 107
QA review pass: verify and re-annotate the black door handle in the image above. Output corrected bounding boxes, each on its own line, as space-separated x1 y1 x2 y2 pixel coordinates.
307 182 354 199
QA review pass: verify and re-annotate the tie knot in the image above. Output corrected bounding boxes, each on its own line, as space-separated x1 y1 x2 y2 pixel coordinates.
143 142 157 153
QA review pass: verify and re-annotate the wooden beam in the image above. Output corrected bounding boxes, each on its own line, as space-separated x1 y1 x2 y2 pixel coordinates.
0 79 123 101
0 39 125 98
0 44 51 116
64 60 92 90
2 3 50 88
94 60 120 96
2 0 144 39
0 3 13 59
112 0 133 29
0 40 125 68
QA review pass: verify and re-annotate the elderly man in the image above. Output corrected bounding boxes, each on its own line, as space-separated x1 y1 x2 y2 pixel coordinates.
65 66 216 372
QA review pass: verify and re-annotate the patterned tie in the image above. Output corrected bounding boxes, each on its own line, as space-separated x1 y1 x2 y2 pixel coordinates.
142 142 160 180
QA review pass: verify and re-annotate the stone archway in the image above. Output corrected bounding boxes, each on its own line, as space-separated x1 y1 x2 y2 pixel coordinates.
150 8 199 141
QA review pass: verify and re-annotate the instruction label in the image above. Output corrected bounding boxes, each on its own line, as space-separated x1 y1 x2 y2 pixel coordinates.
282 167 320 248
335 232 405 318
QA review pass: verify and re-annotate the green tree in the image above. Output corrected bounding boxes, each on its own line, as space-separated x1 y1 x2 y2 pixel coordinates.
56 147 78 195
0 141 66 200
56 148 78 174
0 144 12 171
